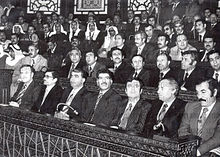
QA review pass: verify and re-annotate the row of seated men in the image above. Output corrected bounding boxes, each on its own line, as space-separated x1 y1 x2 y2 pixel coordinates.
10 40 220 97
8 63 220 157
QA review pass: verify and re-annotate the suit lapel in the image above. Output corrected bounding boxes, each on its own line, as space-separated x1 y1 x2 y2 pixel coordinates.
127 99 142 125
191 104 202 134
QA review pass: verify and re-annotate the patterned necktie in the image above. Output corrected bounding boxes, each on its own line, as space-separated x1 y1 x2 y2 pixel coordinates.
198 107 209 137
133 72 138 78
158 104 168 122
90 92 104 121
68 63 75 79
119 103 133 129
63 92 74 113
88 66 92 77
183 72 188 81
15 84 27 105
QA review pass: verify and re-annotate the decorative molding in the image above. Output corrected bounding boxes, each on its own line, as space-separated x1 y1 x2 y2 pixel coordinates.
27 0 61 14
74 0 108 15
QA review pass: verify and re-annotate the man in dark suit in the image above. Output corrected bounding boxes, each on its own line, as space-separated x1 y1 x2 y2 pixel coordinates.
31 70 63 116
177 50 205 91
60 47 85 78
128 54 151 86
149 53 176 87
109 47 133 84
83 50 106 81
129 31 156 64
198 34 216 62
178 78 220 157
81 69 122 127
111 78 152 134
143 78 186 138
171 0 186 19
57 69 89 121
9 65 41 110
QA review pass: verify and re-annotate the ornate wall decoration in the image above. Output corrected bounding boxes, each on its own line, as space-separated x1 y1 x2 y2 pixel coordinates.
128 0 152 14
74 0 108 15
27 0 61 14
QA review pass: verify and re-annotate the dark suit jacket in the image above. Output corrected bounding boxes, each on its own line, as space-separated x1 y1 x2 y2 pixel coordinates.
81 88 122 127
83 62 106 79
31 84 63 115
128 68 151 86
172 2 186 18
177 67 205 91
59 86 89 121
112 98 152 134
143 98 186 138
60 60 85 77
112 61 133 84
178 100 220 155
129 43 157 64
149 68 177 87
11 81 41 110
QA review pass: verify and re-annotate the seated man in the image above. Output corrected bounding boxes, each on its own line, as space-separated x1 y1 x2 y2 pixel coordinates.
128 54 150 86
81 69 122 127
177 50 205 91
143 78 186 138
111 78 152 134
149 53 177 87
10 64 41 110
109 47 133 84
57 69 89 121
31 70 63 116
83 50 106 80
60 47 85 78
178 78 220 157
170 34 197 61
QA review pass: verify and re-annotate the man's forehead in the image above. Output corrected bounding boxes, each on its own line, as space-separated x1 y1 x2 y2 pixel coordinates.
196 82 209 91
159 80 171 88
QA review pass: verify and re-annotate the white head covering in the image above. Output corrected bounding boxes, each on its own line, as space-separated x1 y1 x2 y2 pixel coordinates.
102 26 118 50
50 23 67 37
85 21 100 41
69 21 81 42
12 23 25 34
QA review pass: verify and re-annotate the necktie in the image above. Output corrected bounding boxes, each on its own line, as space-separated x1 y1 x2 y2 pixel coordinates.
68 63 75 79
133 72 138 78
199 35 202 42
215 73 219 82
63 92 74 112
172 3 177 11
137 47 142 55
183 72 188 81
159 73 163 80
15 84 27 105
90 92 104 121
114 65 118 73
158 104 168 122
88 66 92 77
32 59 35 66
198 107 208 136
119 103 133 129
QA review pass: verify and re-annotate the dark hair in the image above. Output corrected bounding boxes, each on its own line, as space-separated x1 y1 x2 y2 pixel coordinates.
96 69 114 80
158 33 170 43
195 19 206 25
157 53 172 61
11 33 19 38
110 47 124 57
126 77 144 90
144 23 154 29
20 64 35 74
134 30 146 39
131 54 145 63
182 50 199 63
46 70 59 83
196 78 218 96
85 49 98 57
207 50 220 62
115 33 126 40
163 22 174 30
71 68 88 79
204 33 216 43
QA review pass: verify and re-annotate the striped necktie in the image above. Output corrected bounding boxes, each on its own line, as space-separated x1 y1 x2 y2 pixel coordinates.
15 84 27 105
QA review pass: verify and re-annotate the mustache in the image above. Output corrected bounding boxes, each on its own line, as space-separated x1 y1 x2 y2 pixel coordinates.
199 98 206 102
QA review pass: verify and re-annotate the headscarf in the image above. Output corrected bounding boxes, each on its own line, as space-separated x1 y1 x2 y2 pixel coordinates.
69 21 81 42
85 21 100 41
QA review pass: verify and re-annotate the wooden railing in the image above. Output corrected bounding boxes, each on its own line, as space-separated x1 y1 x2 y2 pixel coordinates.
0 106 199 157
